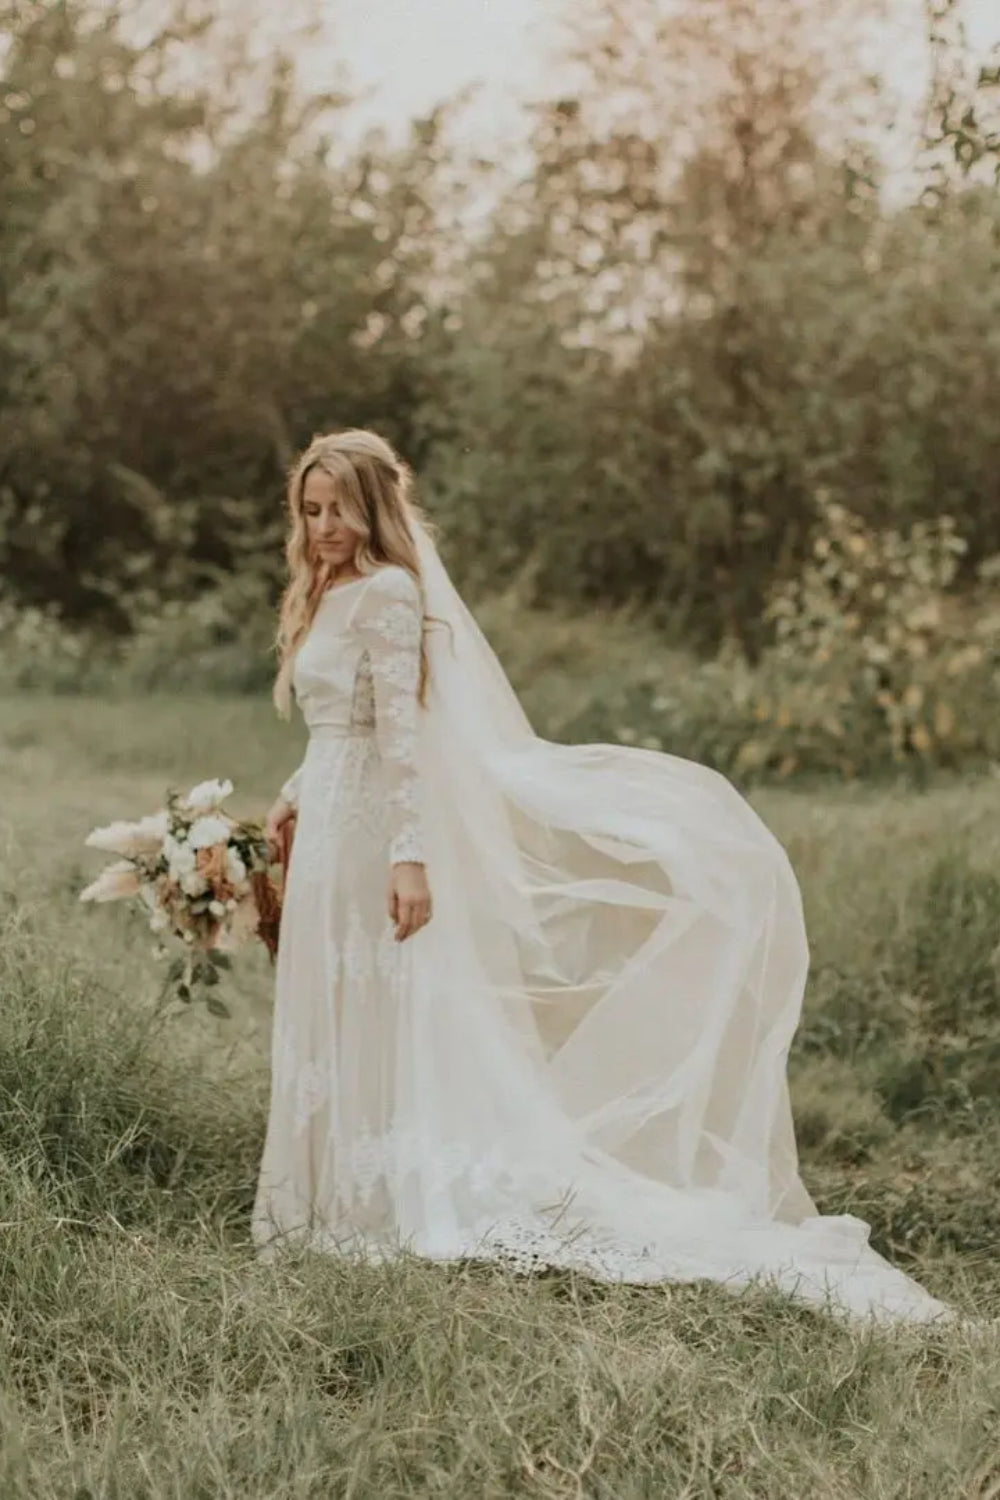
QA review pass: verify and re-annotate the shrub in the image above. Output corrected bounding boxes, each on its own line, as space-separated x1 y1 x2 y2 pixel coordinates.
724 493 1000 781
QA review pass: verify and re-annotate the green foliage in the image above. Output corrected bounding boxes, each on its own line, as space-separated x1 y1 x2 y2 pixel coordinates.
790 843 1000 1155
899 851 1000 1035
0 899 261 1229
5 0 1000 678
0 570 279 694
0 0 449 627
422 0 1000 661
713 495 1000 781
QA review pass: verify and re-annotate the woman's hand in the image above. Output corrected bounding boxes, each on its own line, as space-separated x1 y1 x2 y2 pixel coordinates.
387 861 432 942
264 796 297 864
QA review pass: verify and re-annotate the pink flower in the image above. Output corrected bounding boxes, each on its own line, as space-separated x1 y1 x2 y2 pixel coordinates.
79 860 142 903
84 812 168 858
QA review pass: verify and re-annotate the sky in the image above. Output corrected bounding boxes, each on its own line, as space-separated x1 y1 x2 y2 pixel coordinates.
278 0 1000 157
172 0 1000 212
306 0 560 147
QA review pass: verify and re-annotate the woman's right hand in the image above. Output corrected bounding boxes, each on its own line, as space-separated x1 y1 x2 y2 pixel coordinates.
264 797 297 864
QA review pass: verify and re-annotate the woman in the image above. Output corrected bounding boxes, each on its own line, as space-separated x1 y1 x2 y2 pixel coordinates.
251 427 955 1326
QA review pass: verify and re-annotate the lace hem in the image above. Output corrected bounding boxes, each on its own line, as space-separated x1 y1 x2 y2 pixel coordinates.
251 1210 959 1324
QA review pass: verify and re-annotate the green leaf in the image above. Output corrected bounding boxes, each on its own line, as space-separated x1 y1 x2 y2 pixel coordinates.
166 957 185 981
176 983 192 1003
211 951 232 970
204 993 230 1018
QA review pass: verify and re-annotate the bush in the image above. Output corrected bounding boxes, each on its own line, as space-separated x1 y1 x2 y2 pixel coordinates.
717 494 1000 782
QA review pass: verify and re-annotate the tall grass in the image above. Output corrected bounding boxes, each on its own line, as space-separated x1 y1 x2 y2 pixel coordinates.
1 693 999 1496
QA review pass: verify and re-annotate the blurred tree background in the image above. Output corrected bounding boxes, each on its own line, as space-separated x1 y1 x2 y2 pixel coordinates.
2 0 1000 781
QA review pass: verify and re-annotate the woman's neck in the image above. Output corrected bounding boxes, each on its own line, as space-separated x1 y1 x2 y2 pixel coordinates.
324 561 363 587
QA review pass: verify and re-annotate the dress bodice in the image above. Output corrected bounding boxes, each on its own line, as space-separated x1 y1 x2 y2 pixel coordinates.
279 565 426 866
291 579 378 734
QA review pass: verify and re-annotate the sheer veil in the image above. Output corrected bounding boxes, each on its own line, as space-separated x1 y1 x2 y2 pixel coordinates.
401 516 956 1324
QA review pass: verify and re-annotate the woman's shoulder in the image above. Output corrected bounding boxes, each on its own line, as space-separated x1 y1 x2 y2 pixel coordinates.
360 563 421 604
345 564 422 634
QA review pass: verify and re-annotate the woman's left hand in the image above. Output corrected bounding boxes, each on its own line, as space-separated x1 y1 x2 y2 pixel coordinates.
387 861 432 942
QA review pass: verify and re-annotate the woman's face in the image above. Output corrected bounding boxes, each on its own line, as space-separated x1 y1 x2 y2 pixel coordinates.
302 466 362 570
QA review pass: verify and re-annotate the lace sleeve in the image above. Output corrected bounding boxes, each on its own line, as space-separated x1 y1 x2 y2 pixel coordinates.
353 567 425 866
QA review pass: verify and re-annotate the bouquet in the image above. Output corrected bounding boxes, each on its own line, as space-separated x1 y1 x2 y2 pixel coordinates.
79 778 283 1015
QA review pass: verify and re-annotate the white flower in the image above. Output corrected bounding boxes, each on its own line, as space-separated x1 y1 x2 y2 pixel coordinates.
184 778 234 814
165 838 196 878
187 814 232 851
85 811 168 858
79 860 141 903
180 870 208 897
225 848 247 885
149 908 170 933
208 899 227 918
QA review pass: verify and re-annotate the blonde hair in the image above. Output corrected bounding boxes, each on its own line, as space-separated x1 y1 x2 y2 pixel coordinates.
272 428 439 719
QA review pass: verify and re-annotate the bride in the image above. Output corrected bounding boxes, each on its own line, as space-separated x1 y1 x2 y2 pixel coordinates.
251 426 955 1326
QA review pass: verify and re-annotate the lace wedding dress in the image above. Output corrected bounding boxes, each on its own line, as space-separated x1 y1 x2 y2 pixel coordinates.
251 541 958 1327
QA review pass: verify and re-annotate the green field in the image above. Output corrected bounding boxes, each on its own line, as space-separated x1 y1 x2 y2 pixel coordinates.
2 693 999 1498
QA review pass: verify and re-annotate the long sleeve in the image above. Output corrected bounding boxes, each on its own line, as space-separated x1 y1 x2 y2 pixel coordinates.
353 567 426 866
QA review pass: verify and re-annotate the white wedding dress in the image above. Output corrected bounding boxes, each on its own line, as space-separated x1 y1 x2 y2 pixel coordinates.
250 534 957 1327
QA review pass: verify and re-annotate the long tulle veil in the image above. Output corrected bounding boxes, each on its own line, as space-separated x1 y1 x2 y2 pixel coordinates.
403 516 956 1324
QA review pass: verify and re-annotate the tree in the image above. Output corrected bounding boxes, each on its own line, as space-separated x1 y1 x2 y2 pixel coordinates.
0 0 454 628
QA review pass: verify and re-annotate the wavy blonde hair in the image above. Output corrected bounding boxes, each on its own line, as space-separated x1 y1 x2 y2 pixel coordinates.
272 428 440 720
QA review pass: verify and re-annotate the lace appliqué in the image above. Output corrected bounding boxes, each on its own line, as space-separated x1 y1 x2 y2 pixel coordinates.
293 1061 330 1138
275 1112 696 1281
287 735 384 890
364 597 423 655
271 897 410 1144
355 584 425 867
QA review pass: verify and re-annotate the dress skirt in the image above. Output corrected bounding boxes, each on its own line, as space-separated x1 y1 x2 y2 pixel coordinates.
251 724 414 1255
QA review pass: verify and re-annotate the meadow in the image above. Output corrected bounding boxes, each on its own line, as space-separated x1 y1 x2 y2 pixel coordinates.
2 691 1000 1498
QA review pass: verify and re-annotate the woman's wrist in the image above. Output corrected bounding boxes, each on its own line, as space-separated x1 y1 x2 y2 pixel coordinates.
389 832 424 865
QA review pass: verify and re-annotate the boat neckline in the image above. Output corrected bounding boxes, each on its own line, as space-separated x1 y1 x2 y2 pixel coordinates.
320 570 385 597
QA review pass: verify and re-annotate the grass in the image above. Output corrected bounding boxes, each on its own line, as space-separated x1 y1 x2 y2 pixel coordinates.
1 692 1000 1497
